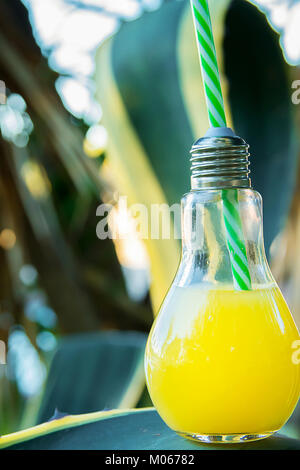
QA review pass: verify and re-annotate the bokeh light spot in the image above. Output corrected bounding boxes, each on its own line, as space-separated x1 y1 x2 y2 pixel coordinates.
0 229 16 250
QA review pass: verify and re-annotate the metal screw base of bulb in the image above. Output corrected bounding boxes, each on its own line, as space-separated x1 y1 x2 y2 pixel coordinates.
190 129 251 190
177 430 275 444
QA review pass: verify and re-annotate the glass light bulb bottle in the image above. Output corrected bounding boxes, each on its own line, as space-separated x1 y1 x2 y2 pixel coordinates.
145 128 300 443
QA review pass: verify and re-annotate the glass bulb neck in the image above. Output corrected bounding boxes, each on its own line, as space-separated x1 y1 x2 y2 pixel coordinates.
190 133 251 190
178 188 273 288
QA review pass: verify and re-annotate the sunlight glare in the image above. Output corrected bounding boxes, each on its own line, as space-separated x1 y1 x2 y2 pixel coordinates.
57 10 117 50
283 4 300 65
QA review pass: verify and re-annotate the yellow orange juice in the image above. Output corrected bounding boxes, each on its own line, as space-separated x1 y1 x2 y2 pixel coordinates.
145 284 300 439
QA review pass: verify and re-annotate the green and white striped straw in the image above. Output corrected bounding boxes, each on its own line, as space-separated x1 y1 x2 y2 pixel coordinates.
190 0 226 128
190 0 252 290
222 190 252 290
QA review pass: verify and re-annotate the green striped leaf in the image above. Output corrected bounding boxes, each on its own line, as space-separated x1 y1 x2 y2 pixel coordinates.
1 409 300 450
36 331 147 424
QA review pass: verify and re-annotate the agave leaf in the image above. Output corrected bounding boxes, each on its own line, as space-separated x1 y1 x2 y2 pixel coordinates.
36 331 147 424
94 1 230 312
94 0 297 313
1 408 300 450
